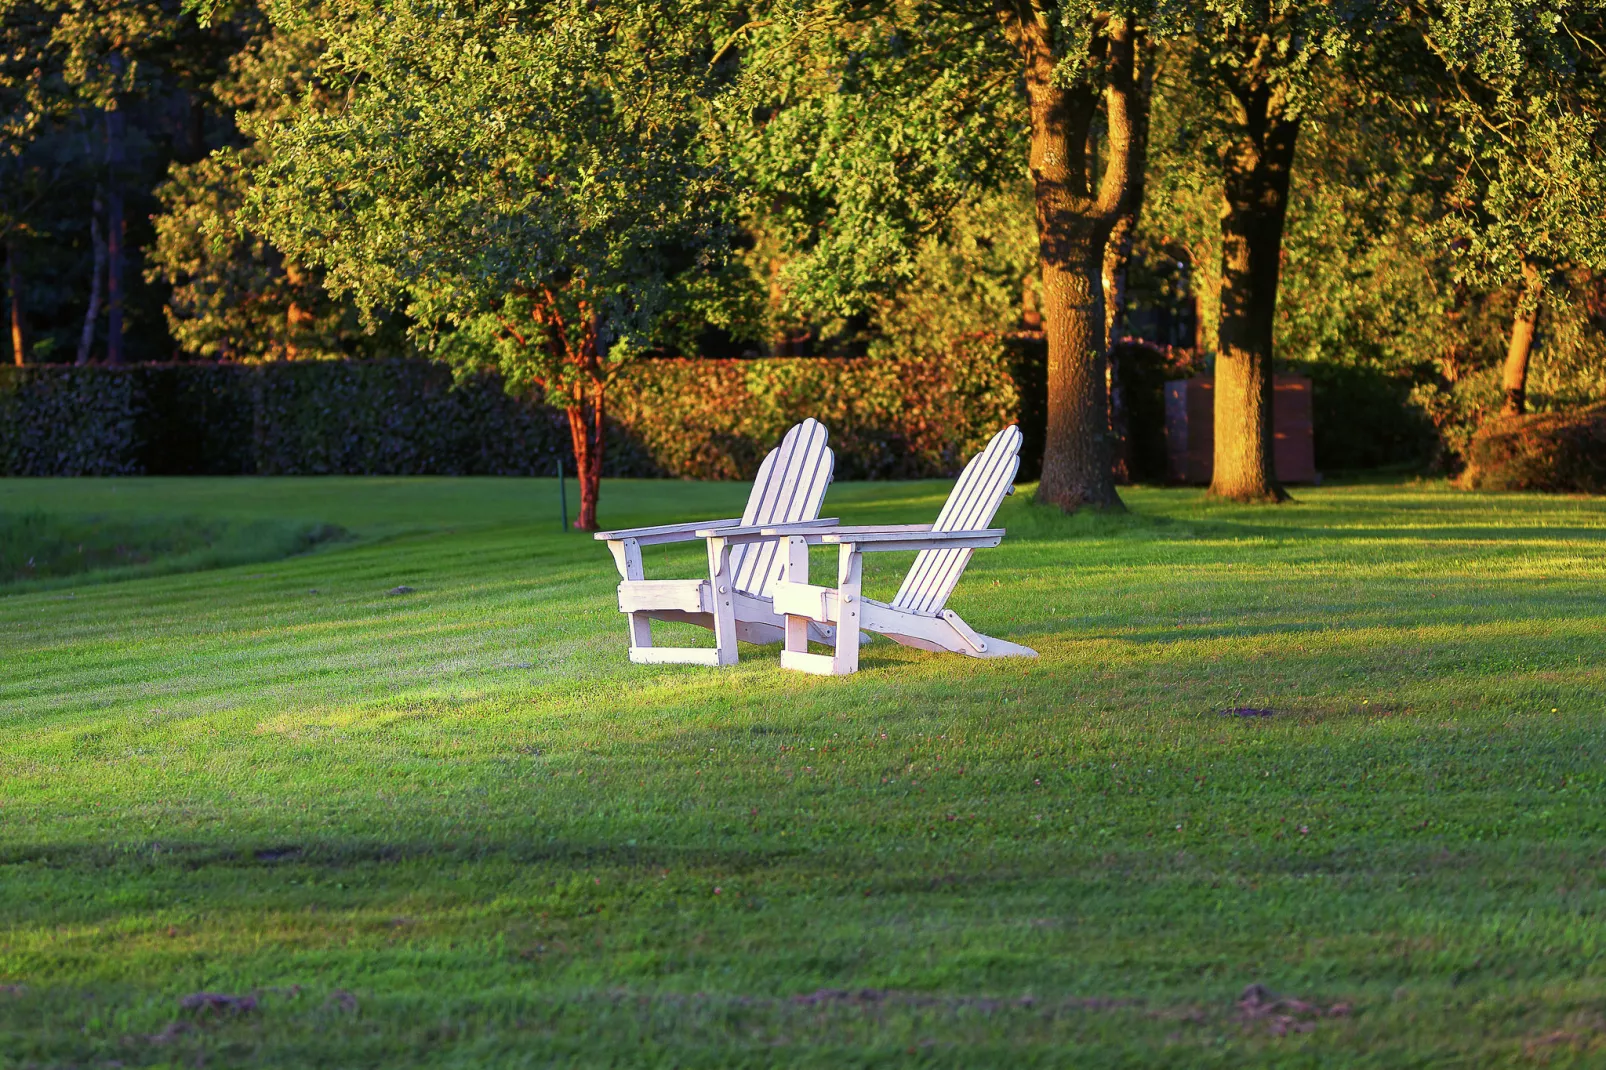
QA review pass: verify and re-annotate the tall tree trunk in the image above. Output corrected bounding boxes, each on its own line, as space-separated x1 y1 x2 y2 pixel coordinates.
1101 39 1153 484
104 87 127 365
1501 258 1542 415
1210 83 1298 503
76 196 107 365
1002 6 1146 512
5 241 25 366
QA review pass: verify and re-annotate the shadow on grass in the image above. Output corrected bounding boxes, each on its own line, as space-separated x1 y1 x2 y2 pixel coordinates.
1008 495 1606 547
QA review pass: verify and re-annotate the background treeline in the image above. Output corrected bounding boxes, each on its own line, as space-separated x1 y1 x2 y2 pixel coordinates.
2 0 1603 522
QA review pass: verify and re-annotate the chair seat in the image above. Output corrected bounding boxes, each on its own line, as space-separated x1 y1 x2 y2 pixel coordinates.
617 579 712 615
774 579 920 625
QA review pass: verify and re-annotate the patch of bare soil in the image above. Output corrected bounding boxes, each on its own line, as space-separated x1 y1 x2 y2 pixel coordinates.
1236 983 1351 1037
788 988 1135 1014
180 991 259 1014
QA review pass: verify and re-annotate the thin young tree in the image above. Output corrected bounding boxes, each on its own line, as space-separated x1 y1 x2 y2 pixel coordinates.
244 0 737 530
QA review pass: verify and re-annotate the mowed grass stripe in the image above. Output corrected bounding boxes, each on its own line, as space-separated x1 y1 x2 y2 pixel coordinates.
1 476 1604 1066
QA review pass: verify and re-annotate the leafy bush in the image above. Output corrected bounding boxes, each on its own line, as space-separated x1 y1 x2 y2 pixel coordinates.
1287 360 1441 471
1458 406 1606 493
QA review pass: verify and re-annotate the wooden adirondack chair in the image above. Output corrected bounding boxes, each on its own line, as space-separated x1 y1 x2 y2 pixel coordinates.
746 425 1037 676
594 418 838 666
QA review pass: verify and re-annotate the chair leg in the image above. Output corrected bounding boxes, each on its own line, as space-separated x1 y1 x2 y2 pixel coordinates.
782 536 811 657
832 543 862 674
627 612 653 656
707 536 739 667
779 535 845 676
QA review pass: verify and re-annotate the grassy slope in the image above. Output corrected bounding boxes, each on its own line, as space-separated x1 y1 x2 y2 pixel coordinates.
1 476 1603 1068
0 509 344 591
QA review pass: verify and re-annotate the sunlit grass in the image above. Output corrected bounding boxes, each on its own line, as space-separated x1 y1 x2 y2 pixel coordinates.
1 475 1604 1067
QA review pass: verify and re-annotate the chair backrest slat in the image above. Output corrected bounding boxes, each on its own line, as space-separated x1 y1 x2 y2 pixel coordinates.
729 418 834 596
892 426 1021 615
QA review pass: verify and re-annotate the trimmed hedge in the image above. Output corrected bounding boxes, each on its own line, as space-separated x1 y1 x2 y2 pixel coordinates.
0 362 574 477
1458 405 1606 493
614 340 1018 481
0 347 1024 480
0 366 142 476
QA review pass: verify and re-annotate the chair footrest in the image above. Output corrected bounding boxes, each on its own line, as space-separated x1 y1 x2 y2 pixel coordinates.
779 649 843 676
772 580 838 623
618 579 711 615
630 646 723 666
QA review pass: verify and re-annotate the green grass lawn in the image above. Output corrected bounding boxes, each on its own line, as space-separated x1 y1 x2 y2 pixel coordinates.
2 475 1604 1068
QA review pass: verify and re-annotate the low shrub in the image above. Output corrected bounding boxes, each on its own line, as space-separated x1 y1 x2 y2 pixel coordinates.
1458 405 1606 493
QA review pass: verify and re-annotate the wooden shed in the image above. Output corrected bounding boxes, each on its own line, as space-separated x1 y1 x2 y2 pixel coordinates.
1164 376 1317 485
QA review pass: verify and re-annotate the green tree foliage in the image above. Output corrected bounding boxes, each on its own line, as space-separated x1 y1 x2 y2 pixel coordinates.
734 0 1153 512
146 11 381 361
732 6 1023 320
244 0 738 529
2 0 67 364
1411 0 1606 416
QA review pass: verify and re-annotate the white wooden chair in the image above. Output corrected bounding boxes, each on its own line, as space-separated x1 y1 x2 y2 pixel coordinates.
593 418 838 666
735 425 1037 676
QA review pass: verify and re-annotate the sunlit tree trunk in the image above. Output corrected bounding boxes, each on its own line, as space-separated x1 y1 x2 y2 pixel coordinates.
528 294 607 531
1210 81 1297 503
1101 39 1152 484
564 371 605 533
5 241 24 366
1002 7 1146 512
1501 258 1542 416
283 262 317 361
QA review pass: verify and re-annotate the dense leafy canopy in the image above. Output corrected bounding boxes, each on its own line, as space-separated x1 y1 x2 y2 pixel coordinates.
246 0 736 392
0 0 1599 483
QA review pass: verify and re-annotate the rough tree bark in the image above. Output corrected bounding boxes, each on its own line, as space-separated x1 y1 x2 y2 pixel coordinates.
1210 78 1298 503
5 241 25 366
76 195 107 365
1501 258 1542 415
1101 38 1153 484
1000 5 1146 512
103 91 127 365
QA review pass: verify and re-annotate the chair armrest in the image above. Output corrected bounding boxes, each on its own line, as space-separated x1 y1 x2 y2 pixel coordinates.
803 524 934 535
821 527 1005 551
694 518 841 544
594 518 743 547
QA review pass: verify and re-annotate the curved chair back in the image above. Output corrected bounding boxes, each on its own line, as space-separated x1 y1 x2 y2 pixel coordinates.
891 425 1021 615
731 418 834 596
